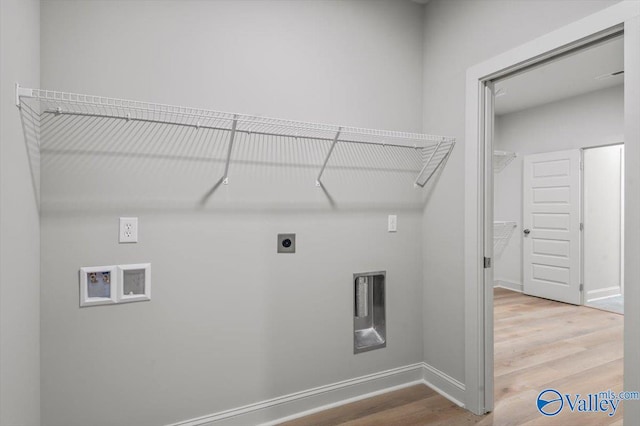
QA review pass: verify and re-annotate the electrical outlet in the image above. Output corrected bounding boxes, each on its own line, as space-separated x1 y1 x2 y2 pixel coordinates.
277 233 296 253
119 217 138 243
388 215 397 232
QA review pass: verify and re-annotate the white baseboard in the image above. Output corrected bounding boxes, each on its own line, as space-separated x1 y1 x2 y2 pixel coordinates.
166 362 465 426
494 279 523 293
586 286 622 303
422 362 466 407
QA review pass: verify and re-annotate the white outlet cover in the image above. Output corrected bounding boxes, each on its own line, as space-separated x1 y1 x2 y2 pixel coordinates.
119 217 138 243
388 215 397 232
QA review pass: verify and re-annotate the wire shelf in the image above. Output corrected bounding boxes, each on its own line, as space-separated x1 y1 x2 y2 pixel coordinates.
494 221 517 257
494 150 516 173
415 138 456 187
15 84 456 198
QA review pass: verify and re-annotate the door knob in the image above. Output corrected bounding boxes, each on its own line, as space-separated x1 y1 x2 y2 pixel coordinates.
523 229 531 235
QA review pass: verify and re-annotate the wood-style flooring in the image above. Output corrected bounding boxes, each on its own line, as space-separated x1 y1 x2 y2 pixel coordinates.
282 288 624 425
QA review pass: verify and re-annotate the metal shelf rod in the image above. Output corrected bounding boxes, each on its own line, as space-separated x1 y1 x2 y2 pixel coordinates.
20 86 447 144
41 110 428 150
414 139 444 187
316 128 342 187
222 115 238 185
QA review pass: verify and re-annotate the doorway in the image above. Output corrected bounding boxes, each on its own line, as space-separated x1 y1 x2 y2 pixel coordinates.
491 34 624 306
464 3 640 417
488 34 625 422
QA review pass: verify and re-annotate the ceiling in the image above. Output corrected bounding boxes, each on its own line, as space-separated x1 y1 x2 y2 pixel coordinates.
494 36 623 116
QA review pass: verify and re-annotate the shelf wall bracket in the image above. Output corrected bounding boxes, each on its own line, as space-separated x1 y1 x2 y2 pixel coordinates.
15 83 34 108
315 127 342 187
414 138 445 188
222 115 239 185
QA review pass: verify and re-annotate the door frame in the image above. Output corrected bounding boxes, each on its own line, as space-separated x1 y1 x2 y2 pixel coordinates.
464 1 640 416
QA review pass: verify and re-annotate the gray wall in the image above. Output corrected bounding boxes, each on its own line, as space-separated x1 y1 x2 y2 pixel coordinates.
39 1 426 425
583 144 624 301
421 0 621 385
494 85 624 288
0 1 41 425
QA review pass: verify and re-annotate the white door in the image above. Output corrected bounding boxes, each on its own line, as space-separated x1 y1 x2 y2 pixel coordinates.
523 149 581 305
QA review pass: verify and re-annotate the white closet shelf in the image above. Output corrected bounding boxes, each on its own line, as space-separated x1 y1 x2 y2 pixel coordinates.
494 220 517 235
493 221 517 254
15 84 455 188
494 150 516 173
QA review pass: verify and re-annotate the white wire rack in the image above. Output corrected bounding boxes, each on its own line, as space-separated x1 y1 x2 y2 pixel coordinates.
494 150 516 173
15 84 455 191
493 221 517 257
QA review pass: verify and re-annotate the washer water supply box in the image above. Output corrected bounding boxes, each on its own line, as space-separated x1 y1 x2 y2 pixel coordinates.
80 263 151 307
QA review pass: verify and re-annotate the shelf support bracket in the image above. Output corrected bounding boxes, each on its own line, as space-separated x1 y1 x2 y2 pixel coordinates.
15 83 34 109
316 127 342 187
414 138 445 187
222 115 238 185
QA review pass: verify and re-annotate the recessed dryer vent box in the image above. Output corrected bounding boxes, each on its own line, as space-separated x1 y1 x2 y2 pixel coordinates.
353 271 386 354
80 265 118 307
118 263 151 303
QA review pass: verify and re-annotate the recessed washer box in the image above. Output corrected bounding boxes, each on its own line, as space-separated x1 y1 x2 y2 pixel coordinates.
277 233 296 253
79 263 151 307
80 265 118 307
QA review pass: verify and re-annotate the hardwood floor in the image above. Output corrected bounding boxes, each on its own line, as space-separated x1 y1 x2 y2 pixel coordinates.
282 288 624 425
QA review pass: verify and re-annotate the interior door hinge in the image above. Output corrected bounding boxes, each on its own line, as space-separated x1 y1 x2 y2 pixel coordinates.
484 257 492 269
580 223 584 231
580 284 584 292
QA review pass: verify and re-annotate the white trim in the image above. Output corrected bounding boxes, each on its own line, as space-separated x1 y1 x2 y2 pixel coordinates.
260 381 423 426
165 362 464 426
465 0 640 417
624 16 640 422
493 280 523 293
421 362 465 407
